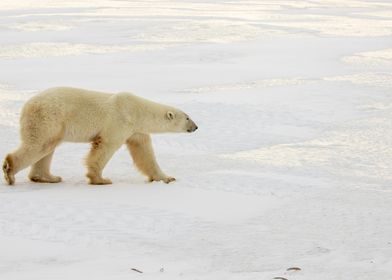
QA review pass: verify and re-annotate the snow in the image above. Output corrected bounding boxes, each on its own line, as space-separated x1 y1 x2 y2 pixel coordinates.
1 0 392 279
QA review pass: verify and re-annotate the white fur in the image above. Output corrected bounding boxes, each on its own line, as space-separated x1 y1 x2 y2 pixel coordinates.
2 87 197 185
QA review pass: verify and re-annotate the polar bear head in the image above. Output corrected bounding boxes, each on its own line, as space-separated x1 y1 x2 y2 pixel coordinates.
165 110 198 133
114 92 198 134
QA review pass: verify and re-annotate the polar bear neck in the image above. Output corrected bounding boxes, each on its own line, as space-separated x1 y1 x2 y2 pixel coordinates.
123 94 178 134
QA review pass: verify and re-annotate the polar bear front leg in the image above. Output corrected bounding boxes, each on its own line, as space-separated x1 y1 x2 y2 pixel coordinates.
126 133 175 184
86 136 122 185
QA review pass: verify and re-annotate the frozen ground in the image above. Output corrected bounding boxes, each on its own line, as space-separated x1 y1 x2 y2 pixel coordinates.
1 1 392 279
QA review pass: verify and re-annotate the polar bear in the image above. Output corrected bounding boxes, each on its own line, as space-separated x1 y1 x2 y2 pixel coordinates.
2 87 198 185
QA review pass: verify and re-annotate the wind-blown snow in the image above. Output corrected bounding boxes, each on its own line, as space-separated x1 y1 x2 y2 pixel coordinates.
0 1 392 280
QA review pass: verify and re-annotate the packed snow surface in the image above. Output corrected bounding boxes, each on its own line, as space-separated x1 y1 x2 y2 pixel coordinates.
1 1 392 279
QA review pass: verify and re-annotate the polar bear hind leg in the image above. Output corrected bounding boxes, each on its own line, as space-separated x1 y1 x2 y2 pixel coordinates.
3 155 15 185
29 151 62 183
4 144 55 185
3 128 63 185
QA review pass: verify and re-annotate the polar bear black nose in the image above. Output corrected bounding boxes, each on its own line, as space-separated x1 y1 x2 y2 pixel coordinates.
187 125 198 133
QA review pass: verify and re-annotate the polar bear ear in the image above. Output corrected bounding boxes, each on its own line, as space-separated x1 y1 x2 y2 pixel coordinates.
166 111 175 120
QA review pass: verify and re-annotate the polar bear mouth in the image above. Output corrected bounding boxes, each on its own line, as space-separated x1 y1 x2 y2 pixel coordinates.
187 126 198 133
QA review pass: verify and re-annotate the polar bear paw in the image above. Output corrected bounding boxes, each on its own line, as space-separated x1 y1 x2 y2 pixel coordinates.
29 174 62 183
86 173 113 185
88 177 112 185
148 175 176 184
3 155 15 185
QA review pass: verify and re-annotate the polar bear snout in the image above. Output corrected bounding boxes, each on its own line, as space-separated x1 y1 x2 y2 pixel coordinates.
187 120 198 133
187 127 197 133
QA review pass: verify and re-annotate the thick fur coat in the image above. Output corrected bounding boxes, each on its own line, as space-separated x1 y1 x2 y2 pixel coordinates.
3 87 198 185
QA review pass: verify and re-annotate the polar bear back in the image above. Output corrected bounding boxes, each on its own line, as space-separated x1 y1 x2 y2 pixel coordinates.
21 87 117 143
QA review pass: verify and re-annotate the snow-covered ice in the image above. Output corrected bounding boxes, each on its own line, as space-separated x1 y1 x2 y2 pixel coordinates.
1 1 392 279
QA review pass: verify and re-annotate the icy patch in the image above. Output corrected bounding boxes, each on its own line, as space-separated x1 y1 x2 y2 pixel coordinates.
0 85 34 127
93 6 279 21
9 22 74 31
179 78 312 93
324 73 392 88
359 102 392 112
0 42 172 59
357 11 392 18
270 15 392 37
2 0 389 17
134 20 290 44
1 1 390 44
223 117 392 182
0 0 108 10
342 49 392 66
107 6 392 45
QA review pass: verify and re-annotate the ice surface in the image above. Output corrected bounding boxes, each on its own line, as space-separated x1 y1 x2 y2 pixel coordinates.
0 1 392 279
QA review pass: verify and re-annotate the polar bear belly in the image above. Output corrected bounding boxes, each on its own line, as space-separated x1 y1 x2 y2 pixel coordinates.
63 124 100 143
62 109 106 143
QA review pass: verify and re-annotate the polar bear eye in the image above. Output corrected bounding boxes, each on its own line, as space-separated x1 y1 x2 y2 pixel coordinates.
186 117 189 121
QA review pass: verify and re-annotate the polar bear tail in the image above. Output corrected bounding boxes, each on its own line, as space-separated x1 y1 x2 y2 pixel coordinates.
3 154 15 185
